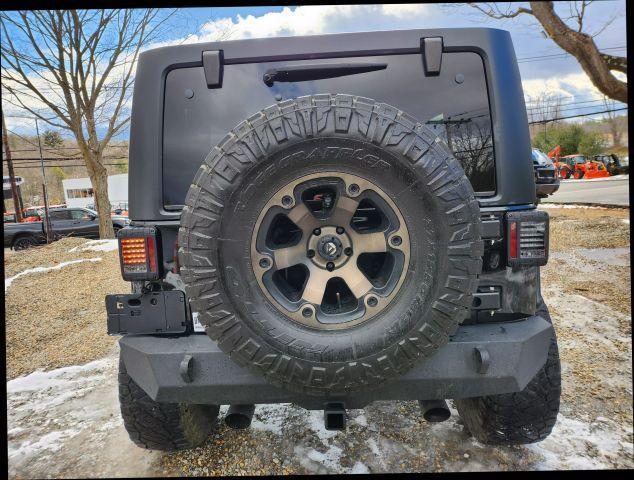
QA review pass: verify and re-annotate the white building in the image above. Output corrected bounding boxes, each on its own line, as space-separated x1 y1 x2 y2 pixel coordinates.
63 174 128 209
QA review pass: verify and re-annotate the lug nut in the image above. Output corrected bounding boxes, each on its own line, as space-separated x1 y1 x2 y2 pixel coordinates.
307 249 315 258
326 262 335 271
344 247 353 256
348 183 360 195
390 235 402 247
313 228 321 236
281 195 293 207
259 258 271 268
302 307 313 318
336 226 345 234
367 296 378 307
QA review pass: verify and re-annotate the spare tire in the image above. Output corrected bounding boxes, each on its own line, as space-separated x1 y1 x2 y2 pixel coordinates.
179 94 482 396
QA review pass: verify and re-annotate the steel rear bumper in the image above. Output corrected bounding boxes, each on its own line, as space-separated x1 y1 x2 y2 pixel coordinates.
120 315 553 410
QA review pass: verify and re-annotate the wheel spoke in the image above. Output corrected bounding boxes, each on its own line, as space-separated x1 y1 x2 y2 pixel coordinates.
328 196 359 227
350 231 387 253
337 262 374 299
301 266 331 305
273 242 306 270
287 202 320 233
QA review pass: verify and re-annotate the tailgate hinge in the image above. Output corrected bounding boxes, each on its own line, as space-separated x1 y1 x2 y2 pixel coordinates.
421 37 443 76
202 50 224 88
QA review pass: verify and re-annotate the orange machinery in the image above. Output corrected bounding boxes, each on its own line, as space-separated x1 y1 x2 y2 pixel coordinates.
547 145 609 179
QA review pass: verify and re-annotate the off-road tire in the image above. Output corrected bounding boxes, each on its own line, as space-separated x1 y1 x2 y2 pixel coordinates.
12 235 37 250
179 94 483 396
455 298 561 445
573 170 584 180
118 359 219 451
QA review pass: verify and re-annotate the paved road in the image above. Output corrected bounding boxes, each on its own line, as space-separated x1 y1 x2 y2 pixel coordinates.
543 175 630 206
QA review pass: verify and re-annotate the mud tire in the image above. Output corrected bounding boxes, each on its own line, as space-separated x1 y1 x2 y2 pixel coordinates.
179 94 483 396
13 235 37 250
455 297 561 445
118 358 219 451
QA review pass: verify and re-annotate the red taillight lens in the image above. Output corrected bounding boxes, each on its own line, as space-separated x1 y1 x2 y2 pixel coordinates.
147 236 158 273
118 227 161 281
509 221 518 259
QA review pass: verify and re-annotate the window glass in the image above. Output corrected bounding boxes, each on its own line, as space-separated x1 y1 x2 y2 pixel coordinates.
50 210 72 220
70 209 89 220
163 51 495 207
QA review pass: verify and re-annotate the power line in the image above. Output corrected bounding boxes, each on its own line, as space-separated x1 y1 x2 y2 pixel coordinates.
4 156 129 162
516 45 626 63
8 163 129 169
528 107 628 124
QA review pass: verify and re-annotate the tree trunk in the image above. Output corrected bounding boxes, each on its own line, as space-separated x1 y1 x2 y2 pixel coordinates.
530 1 627 104
85 152 115 238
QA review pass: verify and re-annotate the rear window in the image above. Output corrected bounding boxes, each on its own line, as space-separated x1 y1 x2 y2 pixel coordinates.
163 51 495 208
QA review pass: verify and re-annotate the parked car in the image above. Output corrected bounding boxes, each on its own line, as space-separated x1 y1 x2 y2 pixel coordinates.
593 154 629 175
108 27 559 451
531 148 560 198
4 207 130 250
86 201 129 217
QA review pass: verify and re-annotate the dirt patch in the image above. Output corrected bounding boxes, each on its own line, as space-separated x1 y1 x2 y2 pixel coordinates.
4 237 110 278
542 206 630 251
4 240 128 380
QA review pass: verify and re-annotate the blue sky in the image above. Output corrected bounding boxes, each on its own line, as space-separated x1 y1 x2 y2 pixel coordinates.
2 3 627 137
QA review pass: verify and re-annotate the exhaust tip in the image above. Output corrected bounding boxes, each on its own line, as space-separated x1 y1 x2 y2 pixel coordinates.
324 402 347 431
419 399 451 423
423 407 451 423
225 404 255 430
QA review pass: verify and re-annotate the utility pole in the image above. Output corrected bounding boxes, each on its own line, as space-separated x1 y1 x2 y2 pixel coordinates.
34 117 53 243
2 113 23 222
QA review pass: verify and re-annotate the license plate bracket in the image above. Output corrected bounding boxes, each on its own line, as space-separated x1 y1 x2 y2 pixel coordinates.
106 290 187 335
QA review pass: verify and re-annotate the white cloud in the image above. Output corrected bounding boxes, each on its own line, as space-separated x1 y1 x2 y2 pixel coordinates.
153 4 432 47
522 72 603 102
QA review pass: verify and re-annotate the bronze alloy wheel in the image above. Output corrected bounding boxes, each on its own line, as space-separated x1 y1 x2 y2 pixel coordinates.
251 171 410 330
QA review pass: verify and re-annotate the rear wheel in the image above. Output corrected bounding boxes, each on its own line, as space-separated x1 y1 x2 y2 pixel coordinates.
559 168 571 179
179 94 483 396
12 235 37 250
455 298 561 445
118 358 219 451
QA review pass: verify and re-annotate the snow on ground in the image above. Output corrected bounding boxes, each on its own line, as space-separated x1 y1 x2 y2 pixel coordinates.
68 239 119 253
7 353 163 479
4 257 102 292
528 414 633 470
539 203 613 210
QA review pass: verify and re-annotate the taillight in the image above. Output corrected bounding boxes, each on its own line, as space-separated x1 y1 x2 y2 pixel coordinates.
509 221 518 259
506 210 549 266
118 227 162 281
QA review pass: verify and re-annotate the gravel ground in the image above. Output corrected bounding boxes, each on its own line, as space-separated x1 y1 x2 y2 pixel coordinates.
4 237 126 380
5 209 633 476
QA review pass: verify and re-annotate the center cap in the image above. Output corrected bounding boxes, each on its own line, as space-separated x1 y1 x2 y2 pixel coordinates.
318 236 342 261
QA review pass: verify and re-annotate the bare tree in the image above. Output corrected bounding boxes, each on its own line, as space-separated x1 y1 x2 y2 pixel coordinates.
1 10 174 237
602 96 622 147
526 91 564 140
468 2 627 103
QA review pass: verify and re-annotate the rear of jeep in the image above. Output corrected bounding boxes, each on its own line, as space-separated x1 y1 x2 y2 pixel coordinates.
108 28 560 451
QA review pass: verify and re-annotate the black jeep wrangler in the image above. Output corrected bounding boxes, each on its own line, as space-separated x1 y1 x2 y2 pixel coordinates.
107 28 560 451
